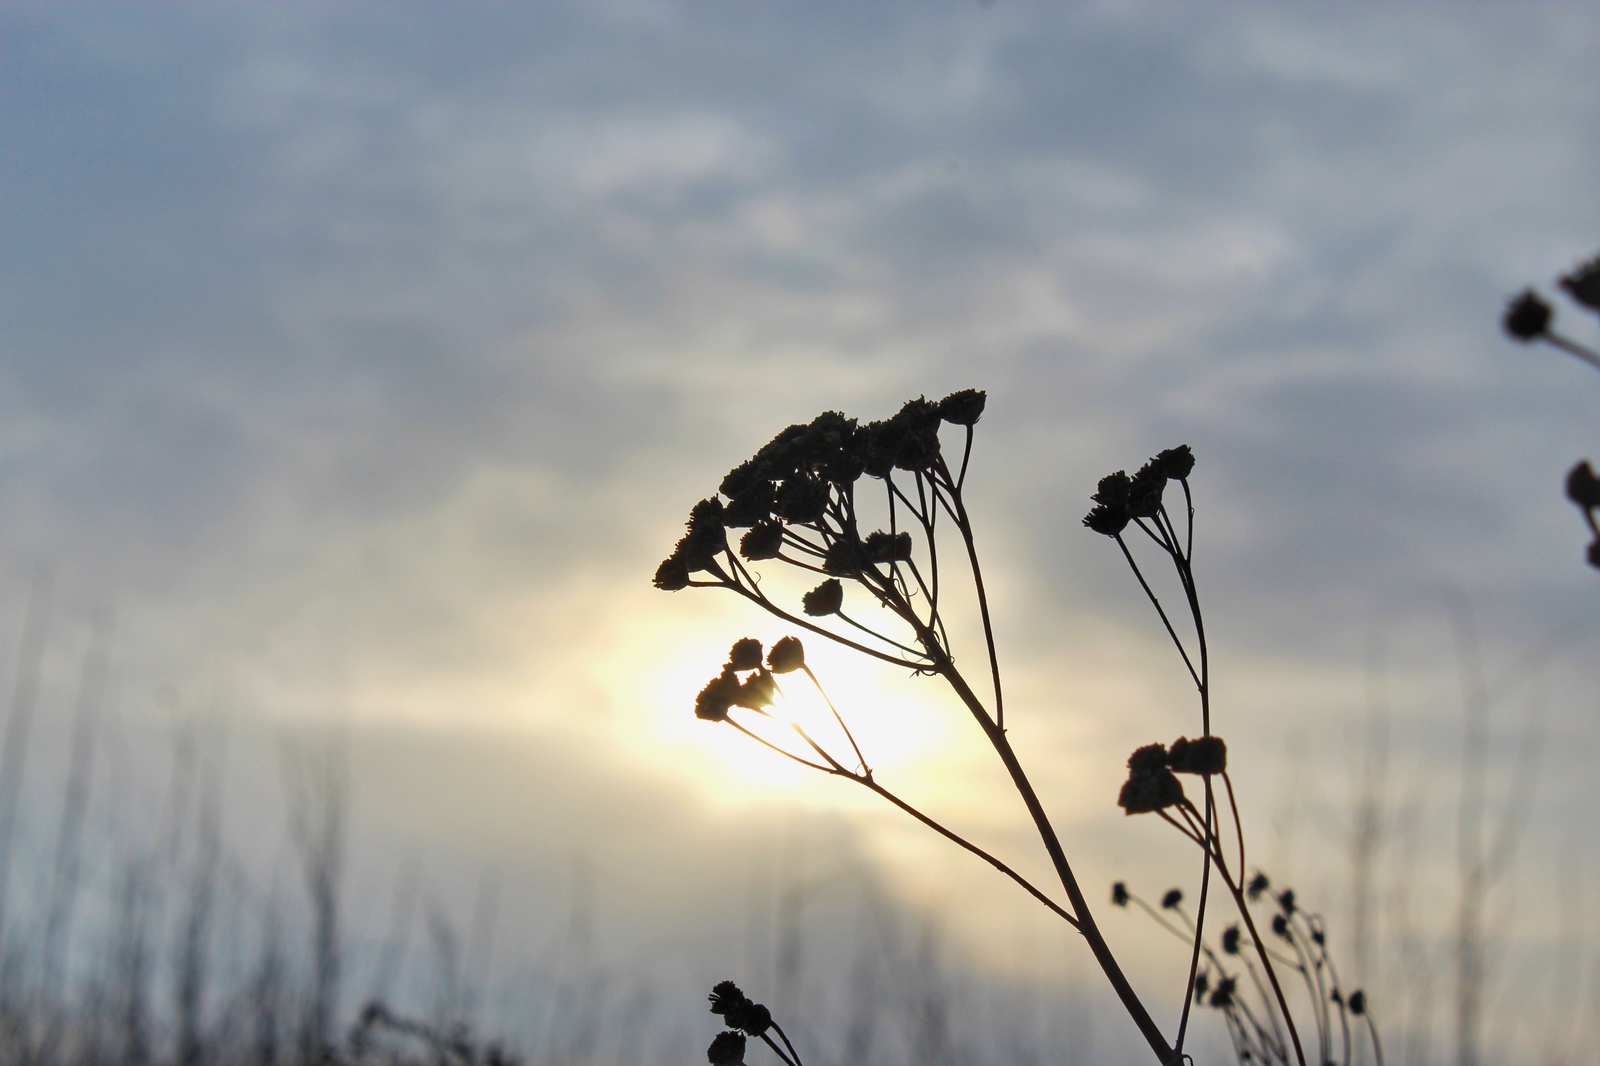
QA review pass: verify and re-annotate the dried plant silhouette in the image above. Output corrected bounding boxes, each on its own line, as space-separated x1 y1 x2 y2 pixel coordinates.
1502 251 1600 569
654 392 1379 1065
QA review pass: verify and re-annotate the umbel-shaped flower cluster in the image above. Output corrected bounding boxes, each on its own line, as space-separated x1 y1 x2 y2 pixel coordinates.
655 389 991 675
656 392 1375 1066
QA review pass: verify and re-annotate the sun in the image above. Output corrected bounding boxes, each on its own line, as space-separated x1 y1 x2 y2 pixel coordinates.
604 590 972 801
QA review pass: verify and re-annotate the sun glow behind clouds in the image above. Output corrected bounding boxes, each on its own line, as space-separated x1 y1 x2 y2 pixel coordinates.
603 576 975 805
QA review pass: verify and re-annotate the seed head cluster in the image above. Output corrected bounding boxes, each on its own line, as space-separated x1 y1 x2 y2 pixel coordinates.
1083 446 1195 537
1116 736 1227 815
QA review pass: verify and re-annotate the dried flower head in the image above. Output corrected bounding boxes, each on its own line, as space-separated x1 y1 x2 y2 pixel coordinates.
708 981 748 1017
1566 460 1600 510
1118 767 1185 815
1221 925 1241 955
1271 914 1291 940
767 636 805 674
1160 888 1183 910
728 639 763 672
1193 972 1209 1002
739 521 785 562
725 1000 772 1037
1155 445 1195 480
1503 289 1553 341
1209 976 1236 1010
888 396 945 472
707 1031 746 1065
1127 744 1169 774
1559 253 1600 312
1277 889 1297 916
802 578 844 617
1167 735 1227 775
1246 872 1270 901
863 530 914 564
734 671 777 710
776 476 828 525
1111 881 1130 907
1126 462 1167 519
695 668 742 722
937 388 987 426
1347 989 1367 1016
1093 471 1132 508
654 555 691 591
1083 502 1130 537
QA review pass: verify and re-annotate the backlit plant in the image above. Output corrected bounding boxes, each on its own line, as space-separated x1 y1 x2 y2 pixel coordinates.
656 391 1376 1065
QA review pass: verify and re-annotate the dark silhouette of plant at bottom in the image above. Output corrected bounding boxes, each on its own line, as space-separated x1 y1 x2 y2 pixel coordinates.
1111 876 1384 1066
653 389 1357 1064
1501 251 1600 569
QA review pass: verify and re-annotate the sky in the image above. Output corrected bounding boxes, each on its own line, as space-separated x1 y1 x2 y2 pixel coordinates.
2 2 1599 1062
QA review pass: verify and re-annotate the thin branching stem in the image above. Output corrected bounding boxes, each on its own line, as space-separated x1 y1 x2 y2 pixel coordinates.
800 665 870 777
1542 330 1600 371
769 1022 804 1066
1114 534 1200 688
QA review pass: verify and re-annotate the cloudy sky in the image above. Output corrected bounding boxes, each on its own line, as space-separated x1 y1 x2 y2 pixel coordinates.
3 2 1599 1061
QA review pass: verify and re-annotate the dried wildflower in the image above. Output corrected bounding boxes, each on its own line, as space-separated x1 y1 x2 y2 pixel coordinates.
1347 989 1367 1016
728 639 763 672
723 484 775 528
1118 766 1184 814
1566 460 1600 510
725 1000 772 1037
802 579 844 617
720 460 768 502
654 555 691 591
822 539 865 577
1503 289 1553 341
863 530 913 563
1209 976 1237 1010
1082 502 1130 537
1160 888 1183 910
1126 461 1167 519
1111 881 1130 907
776 476 828 524
1277 889 1297 915
739 521 785 561
1093 471 1132 508
706 1031 746 1065
668 498 730 573
1559 253 1600 312
1167 735 1227 775
1311 927 1325 946
767 637 805 674
1128 744 1169 774
734 671 777 710
1221 925 1241 955
855 420 896 478
891 396 944 465
1194 972 1209 1001
1271 914 1291 940
695 668 742 722
1155 445 1195 480
1246 872 1270 901
708 981 748 1017
937 388 987 426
